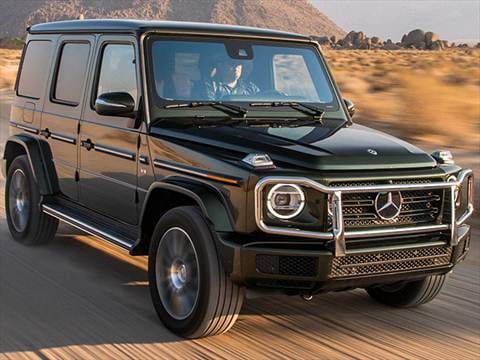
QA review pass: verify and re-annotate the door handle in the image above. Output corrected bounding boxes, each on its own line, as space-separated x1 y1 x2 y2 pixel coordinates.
80 139 94 151
40 128 51 138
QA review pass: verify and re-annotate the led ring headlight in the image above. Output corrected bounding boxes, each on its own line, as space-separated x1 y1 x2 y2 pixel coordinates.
267 184 305 219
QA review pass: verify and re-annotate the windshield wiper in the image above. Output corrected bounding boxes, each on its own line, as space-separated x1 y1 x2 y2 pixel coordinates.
165 101 248 118
153 116 324 129
249 102 325 122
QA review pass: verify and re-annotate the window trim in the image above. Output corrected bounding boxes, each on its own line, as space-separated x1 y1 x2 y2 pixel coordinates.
90 40 138 111
50 40 92 107
15 39 53 100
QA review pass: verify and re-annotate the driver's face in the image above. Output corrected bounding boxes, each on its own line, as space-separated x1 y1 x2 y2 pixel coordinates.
219 63 242 83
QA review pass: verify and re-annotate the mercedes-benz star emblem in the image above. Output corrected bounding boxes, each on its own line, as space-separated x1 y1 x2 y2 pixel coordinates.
367 149 378 155
374 191 403 220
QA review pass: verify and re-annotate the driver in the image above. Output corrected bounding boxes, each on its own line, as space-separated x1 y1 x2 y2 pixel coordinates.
205 59 259 100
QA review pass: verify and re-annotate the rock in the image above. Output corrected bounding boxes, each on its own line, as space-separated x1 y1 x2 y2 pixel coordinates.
371 36 381 45
430 40 444 50
417 41 426 50
342 30 357 46
330 35 336 44
383 39 401 50
476 42 480 48
425 31 439 47
402 29 425 47
314 36 331 45
359 37 372 49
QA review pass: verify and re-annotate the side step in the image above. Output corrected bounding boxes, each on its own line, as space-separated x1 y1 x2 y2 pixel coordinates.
42 201 136 251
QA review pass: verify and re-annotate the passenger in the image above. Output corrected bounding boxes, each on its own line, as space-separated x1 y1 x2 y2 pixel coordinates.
159 72 194 100
205 59 259 100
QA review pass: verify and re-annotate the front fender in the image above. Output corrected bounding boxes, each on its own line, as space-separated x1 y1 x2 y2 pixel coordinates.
131 177 237 256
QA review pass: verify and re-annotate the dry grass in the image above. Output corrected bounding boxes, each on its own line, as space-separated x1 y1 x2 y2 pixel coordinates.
0 49 21 89
324 48 480 152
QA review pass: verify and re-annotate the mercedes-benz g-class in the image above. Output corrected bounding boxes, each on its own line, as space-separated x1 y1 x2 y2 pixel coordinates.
3 20 474 338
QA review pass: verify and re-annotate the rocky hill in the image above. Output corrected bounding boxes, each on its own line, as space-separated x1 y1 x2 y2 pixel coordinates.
0 0 345 39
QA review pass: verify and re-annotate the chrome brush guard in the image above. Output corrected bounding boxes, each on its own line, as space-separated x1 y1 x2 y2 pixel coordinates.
255 169 474 257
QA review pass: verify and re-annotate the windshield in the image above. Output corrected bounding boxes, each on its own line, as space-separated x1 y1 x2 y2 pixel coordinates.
146 36 340 111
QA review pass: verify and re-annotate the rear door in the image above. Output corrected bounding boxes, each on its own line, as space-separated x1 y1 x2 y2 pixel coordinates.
12 37 54 145
41 36 94 200
78 35 140 224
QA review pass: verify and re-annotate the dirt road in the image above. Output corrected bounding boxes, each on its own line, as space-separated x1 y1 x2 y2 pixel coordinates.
0 90 479 359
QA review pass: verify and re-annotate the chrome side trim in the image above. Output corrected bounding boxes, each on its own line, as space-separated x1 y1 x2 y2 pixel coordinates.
139 155 149 164
153 159 241 186
10 121 39 134
50 132 76 144
94 145 135 161
255 169 474 257
42 204 133 250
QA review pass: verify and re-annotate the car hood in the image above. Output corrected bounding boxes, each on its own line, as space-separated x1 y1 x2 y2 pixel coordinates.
150 123 436 171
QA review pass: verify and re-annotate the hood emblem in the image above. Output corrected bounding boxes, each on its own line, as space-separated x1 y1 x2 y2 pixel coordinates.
367 148 378 155
375 191 403 220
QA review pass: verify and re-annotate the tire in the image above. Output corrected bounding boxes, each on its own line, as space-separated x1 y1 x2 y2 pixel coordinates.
148 206 244 338
366 274 447 308
5 155 58 245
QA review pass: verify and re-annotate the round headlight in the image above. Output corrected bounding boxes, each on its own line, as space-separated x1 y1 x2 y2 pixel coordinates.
267 184 305 219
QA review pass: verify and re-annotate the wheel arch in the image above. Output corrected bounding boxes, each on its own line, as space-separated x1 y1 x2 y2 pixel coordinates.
131 178 236 256
3 135 58 195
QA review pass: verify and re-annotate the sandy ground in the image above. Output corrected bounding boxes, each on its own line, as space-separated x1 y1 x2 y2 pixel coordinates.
0 48 479 358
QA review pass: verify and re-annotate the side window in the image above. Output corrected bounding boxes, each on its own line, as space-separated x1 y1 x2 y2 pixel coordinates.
17 40 52 99
96 44 137 104
53 42 91 105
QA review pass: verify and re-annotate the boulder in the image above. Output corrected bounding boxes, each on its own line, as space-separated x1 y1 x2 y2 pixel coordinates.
425 31 439 46
417 41 426 50
383 39 401 50
430 40 444 50
371 36 382 45
402 29 425 47
330 35 336 44
342 30 357 46
314 36 331 45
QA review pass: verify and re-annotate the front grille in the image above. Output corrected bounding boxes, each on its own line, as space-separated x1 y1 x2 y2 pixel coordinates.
330 246 452 278
256 255 318 277
330 179 444 230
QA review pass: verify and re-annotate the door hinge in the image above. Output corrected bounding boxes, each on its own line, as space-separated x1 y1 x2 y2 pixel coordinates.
136 135 141 149
75 170 79 182
135 189 139 204
77 122 81 134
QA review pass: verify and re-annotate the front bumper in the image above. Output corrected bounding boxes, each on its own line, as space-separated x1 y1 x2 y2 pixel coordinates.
217 224 471 293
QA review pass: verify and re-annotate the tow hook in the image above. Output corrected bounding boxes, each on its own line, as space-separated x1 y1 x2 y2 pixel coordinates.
302 294 313 301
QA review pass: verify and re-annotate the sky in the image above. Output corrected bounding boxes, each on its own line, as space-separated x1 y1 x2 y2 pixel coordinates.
311 0 480 42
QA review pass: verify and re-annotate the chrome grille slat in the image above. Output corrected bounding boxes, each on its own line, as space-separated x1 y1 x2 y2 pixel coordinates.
330 179 444 230
330 246 452 278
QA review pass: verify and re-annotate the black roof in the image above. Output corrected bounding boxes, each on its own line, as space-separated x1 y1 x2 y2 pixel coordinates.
28 19 310 41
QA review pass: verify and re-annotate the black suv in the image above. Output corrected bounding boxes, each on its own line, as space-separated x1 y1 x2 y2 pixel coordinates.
2 20 474 338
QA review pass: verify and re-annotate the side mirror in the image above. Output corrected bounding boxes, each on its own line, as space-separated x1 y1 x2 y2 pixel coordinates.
95 92 136 118
344 98 355 117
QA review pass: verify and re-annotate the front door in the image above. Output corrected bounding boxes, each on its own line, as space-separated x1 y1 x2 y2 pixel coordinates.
78 36 140 224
